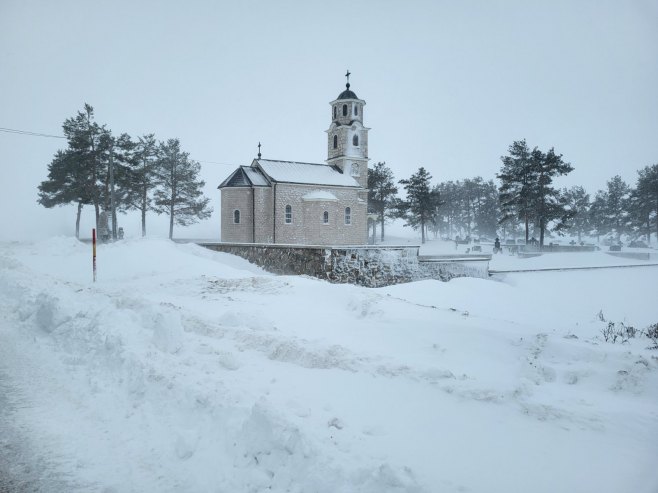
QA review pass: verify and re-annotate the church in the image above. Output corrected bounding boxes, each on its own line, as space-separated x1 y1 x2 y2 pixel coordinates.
218 74 370 245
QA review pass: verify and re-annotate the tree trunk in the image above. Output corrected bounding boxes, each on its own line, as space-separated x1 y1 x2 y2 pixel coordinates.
539 219 545 248
421 219 426 244
169 201 174 240
94 202 100 232
75 202 83 239
524 212 529 244
655 196 658 244
380 214 385 241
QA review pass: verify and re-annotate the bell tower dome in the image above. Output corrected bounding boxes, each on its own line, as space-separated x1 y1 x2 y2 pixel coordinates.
326 71 370 189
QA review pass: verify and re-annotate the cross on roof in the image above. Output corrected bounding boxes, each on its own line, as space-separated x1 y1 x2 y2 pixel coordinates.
257 142 261 159
345 70 351 87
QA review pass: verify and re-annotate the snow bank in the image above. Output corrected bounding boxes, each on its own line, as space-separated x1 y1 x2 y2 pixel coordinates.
1 237 657 492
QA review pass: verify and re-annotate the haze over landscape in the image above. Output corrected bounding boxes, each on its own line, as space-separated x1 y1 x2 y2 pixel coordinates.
2 0 657 240
2 2 658 491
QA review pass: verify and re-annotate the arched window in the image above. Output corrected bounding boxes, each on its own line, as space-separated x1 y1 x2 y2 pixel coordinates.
285 205 292 224
353 134 359 146
333 106 337 119
323 211 329 224
233 209 240 224
342 104 347 116
333 135 338 149
344 207 351 225
354 105 358 116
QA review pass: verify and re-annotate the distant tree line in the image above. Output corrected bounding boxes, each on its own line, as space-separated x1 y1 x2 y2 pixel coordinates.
38 104 212 240
368 139 657 246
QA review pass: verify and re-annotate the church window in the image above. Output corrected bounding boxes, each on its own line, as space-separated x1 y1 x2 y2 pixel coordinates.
345 207 351 225
351 163 360 176
342 104 347 116
323 211 329 224
233 209 240 224
354 105 358 116
353 134 359 146
333 106 336 119
285 205 292 224
333 135 337 149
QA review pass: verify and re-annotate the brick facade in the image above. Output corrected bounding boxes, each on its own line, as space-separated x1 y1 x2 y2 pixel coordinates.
220 188 253 243
273 184 366 245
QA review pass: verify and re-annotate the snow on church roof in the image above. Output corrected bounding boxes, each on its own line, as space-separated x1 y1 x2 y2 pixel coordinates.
256 159 361 187
302 190 339 201
218 166 270 188
242 166 269 186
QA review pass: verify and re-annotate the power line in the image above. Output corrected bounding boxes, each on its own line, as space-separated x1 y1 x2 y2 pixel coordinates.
197 160 235 167
1 125 237 166
0 126 66 139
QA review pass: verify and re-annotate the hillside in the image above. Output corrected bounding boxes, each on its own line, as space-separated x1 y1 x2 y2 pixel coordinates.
1 238 657 492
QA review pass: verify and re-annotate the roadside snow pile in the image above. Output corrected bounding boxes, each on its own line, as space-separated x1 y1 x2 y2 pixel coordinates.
1 238 657 492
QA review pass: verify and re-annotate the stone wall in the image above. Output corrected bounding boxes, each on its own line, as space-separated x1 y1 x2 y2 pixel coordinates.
199 242 489 287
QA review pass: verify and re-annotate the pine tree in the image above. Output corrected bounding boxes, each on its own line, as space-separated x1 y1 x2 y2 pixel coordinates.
603 175 631 241
497 139 535 243
367 161 398 242
589 190 608 242
474 179 500 239
498 141 574 247
398 167 441 244
562 186 590 242
121 134 160 236
432 182 457 239
630 164 658 244
37 104 110 237
37 150 91 238
530 147 574 247
153 138 212 239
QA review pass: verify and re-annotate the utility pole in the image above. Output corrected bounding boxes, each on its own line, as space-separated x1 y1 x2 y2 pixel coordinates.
109 140 117 240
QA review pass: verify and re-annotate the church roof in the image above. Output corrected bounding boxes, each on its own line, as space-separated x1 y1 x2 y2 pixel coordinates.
256 159 361 187
218 166 270 188
337 88 359 100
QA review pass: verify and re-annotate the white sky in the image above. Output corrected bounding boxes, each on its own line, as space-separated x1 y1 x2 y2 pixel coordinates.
1 0 657 240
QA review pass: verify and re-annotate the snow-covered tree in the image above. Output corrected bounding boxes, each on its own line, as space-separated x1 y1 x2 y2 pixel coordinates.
37 149 91 238
367 161 398 242
121 134 160 236
154 138 212 239
629 164 658 244
562 186 590 242
398 167 441 244
529 147 574 246
38 104 111 236
603 175 631 241
497 139 535 243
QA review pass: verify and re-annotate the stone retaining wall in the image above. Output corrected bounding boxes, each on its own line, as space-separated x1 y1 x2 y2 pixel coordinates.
198 242 489 287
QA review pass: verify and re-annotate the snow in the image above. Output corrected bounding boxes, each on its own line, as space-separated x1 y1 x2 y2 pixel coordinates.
242 166 270 187
302 190 339 201
1 237 657 492
257 159 361 187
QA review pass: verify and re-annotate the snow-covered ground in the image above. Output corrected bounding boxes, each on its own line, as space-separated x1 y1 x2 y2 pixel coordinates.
1 237 657 492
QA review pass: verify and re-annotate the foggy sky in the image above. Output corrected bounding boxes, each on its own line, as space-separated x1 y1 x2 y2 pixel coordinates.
1 0 657 240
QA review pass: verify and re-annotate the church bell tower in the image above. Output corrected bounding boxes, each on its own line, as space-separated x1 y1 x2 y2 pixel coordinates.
326 71 369 189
